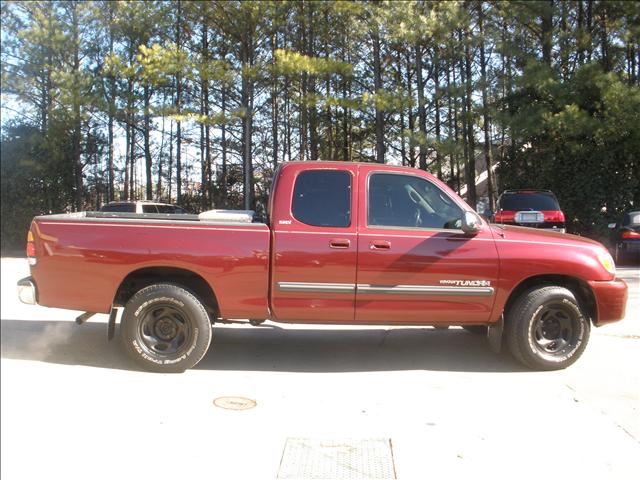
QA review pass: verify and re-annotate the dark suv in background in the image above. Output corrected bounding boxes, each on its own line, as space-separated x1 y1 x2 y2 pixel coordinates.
608 210 640 264
493 190 566 233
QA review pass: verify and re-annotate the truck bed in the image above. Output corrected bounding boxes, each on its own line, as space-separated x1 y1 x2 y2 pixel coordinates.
30 212 271 318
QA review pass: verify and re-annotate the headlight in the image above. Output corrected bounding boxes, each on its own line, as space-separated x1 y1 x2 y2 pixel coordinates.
598 251 616 275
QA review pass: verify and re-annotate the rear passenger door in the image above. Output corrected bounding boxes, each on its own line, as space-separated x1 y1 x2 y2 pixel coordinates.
271 166 358 323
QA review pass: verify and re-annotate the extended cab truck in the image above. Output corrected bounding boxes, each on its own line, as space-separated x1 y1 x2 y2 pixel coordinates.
18 162 628 372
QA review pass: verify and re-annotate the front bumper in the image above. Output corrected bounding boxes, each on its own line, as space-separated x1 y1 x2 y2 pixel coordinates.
17 277 37 305
588 278 628 325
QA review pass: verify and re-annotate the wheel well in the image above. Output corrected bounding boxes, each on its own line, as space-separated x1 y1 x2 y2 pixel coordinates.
503 275 597 324
114 267 219 316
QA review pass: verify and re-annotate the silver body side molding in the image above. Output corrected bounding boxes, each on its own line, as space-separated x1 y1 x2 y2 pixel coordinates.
357 284 494 296
277 282 356 293
277 282 494 296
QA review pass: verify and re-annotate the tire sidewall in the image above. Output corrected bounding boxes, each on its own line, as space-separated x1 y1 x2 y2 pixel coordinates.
121 284 212 372
523 294 588 367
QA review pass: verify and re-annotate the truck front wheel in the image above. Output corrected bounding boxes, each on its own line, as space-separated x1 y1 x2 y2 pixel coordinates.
120 284 213 373
506 286 590 370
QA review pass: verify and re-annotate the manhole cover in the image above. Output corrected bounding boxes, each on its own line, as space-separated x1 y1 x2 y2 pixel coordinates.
277 438 396 479
213 396 257 410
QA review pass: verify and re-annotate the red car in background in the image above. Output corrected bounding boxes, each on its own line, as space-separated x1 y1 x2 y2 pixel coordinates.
493 189 566 233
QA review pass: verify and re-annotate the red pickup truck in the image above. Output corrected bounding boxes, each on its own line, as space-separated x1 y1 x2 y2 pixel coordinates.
18 162 627 372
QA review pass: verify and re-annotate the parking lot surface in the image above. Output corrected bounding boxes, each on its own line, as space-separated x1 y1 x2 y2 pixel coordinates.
1 258 639 479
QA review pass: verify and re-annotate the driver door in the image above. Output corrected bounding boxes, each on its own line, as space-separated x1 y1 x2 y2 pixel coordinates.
355 168 500 325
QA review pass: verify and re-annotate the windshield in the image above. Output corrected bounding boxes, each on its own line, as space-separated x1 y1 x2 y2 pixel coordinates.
499 193 559 211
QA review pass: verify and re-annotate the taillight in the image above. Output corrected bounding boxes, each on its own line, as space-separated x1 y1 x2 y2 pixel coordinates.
543 211 565 223
622 230 640 239
26 230 36 265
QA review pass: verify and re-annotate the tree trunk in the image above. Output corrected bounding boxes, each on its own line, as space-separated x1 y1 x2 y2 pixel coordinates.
464 32 477 209
373 25 384 163
144 82 153 200
324 6 333 160
478 2 496 211
157 112 166 200
271 28 279 169
397 50 407 167
124 122 130 201
406 50 415 168
299 2 308 161
446 60 456 190
168 120 173 201
341 75 349 161
600 2 610 72
541 0 553 66
107 4 115 202
221 84 228 202
241 28 254 210
560 0 569 78
586 0 593 62
202 20 210 209
434 48 443 180
307 4 319 161
71 5 82 211
130 113 136 200
577 0 584 65
416 43 427 170
175 0 183 204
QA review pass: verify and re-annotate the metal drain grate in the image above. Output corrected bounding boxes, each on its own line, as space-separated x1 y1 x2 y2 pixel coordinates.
277 438 396 479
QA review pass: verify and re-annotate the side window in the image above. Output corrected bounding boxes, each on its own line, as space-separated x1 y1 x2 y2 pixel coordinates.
142 205 159 213
368 173 463 230
292 170 351 227
101 204 135 213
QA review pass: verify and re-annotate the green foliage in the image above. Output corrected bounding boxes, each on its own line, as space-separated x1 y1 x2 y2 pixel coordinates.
1 124 74 249
1 0 639 245
501 63 640 239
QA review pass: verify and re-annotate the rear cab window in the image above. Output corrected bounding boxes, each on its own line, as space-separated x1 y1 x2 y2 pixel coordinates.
292 170 351 227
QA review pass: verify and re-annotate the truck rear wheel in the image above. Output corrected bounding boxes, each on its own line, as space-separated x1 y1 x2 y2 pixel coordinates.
506 286 590 370
120 284 213 373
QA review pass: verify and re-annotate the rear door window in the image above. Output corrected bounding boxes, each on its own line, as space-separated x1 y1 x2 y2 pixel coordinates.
292 170 351 227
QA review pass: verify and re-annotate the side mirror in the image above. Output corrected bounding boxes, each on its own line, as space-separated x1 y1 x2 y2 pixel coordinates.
462 211 482 235
607 223 617 229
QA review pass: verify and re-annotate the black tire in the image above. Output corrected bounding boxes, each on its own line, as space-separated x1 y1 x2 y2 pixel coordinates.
462 325 488 335
120 283 213 373
614 244 624 265
506 286 590 370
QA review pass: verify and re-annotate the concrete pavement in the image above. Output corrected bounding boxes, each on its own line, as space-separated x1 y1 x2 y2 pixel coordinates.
1 258 638 479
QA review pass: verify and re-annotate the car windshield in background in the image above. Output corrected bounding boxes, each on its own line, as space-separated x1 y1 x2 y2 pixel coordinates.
499 193 559 211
